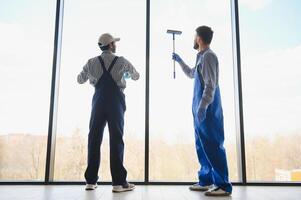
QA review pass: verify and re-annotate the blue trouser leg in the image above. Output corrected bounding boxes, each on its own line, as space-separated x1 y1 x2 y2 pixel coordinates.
107 103 127 186
198 121 232 193
84 100 106 184
193 116 214 186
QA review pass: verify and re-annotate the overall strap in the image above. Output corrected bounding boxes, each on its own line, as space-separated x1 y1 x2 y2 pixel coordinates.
94 56 119 89
97 56 118 73
97 56 107 72
108 56 119 73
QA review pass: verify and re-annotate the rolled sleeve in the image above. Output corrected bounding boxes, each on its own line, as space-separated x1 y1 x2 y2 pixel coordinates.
122 57 140 81
77 61 89 84
199 53 218 109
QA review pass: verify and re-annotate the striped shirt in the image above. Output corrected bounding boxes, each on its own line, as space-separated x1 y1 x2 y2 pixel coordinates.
77 50 140 90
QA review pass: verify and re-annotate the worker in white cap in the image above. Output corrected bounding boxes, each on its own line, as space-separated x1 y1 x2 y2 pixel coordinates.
77 33 139 192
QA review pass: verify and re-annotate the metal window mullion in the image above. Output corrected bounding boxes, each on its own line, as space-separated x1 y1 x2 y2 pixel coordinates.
230 0 247 184
144 0 150 184
45 0 64 183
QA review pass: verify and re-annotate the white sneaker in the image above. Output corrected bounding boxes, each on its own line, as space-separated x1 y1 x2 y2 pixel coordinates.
85 183 98 190
112 183 135 193
189 183 214 191
204 187 231 196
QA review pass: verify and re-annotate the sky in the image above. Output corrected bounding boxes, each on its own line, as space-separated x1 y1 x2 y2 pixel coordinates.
239 0 301 52
0 0 301 145
238 0 301 136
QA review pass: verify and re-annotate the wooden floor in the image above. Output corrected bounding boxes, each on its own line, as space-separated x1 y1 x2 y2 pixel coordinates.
0 185 300 200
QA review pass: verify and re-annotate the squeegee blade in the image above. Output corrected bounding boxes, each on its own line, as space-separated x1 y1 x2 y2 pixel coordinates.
167 29 182 35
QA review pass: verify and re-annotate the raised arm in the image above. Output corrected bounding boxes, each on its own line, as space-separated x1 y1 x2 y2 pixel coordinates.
172 53 195 78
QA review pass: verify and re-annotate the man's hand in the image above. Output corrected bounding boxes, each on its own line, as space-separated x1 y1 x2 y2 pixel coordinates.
197 106 207 122
172 53 183 63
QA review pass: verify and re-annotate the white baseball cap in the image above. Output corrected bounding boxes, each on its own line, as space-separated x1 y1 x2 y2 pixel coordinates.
98 33 120 47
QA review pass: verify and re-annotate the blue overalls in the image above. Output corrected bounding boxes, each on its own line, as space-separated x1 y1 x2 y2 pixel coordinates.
84 56 127 186
192 51 232 193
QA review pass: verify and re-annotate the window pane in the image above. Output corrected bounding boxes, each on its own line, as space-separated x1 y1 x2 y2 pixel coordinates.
239 0 301 182
149 0 239 181
54 0 145 181
0 0 55 180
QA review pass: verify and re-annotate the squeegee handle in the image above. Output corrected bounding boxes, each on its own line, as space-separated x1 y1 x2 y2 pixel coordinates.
173 34 176 79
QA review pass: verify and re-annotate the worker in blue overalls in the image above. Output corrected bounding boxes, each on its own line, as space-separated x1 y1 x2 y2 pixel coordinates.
77 33 139 192
172 26 232 196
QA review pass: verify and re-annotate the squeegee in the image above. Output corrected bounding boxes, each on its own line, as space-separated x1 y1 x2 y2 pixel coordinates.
167 29 182 79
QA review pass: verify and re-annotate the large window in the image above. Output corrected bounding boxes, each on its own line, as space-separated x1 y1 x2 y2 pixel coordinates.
239 0 301 182
53 0 145 181
149 0 239 182
2 0 301 185
0 0 55 180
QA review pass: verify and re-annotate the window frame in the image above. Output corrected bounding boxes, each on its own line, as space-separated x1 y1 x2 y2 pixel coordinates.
0 0 300 186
